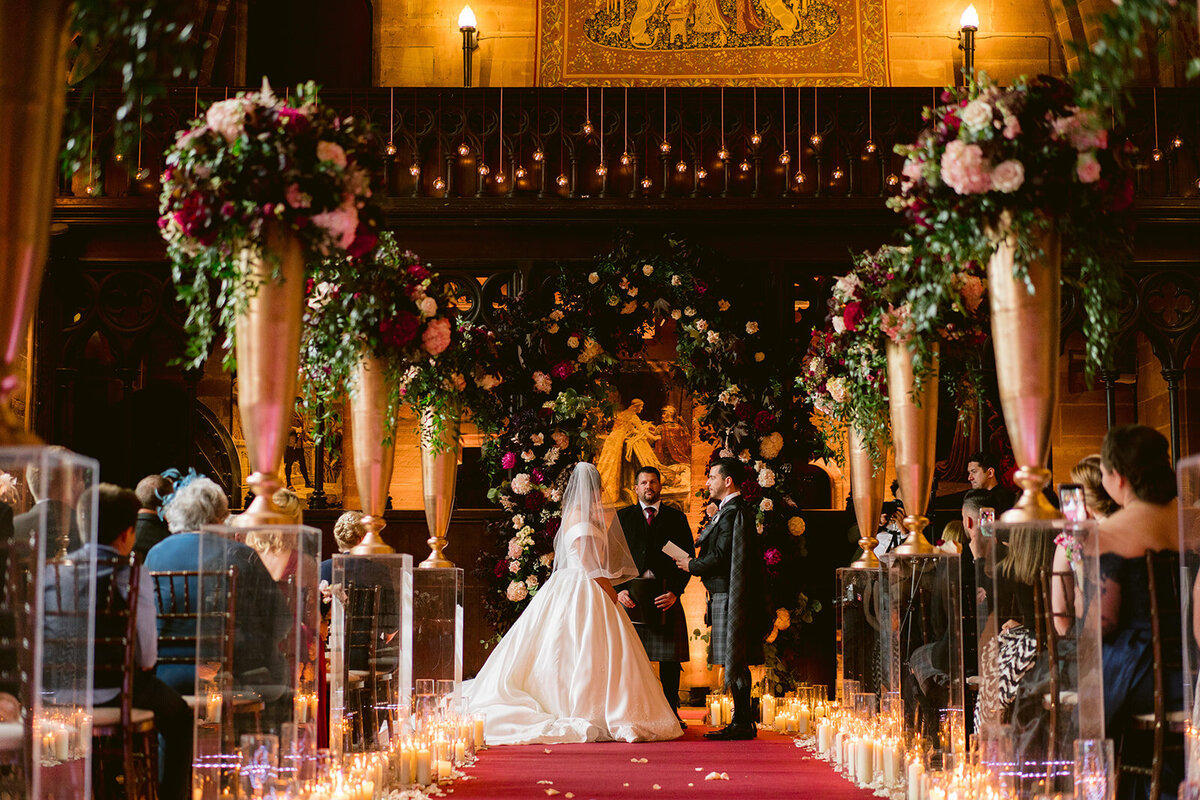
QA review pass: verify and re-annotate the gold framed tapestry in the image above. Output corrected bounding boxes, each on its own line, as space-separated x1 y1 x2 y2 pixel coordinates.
536 0 888 86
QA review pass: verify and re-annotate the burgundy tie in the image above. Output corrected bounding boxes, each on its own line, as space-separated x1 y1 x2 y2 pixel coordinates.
645 506 656 526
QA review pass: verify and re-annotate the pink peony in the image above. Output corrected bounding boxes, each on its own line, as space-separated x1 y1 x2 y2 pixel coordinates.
316 140 348 168
421 317 452 355
880 303 912 342
940 140 992 195
311 204 359 249
1076 152 1101 184
902 158 924 183
205 98 248 142
1002 115 1021 140
285 183 311 209
990 159 1025 193
501 451 517 470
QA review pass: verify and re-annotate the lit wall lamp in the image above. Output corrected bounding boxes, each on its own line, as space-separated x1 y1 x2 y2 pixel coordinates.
959 5 979 84
459 5 479 88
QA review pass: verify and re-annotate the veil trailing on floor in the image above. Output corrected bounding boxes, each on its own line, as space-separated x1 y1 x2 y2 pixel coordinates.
553 463 638 582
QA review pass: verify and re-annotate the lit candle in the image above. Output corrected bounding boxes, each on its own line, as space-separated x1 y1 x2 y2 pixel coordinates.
294 694 307 724
883 744 898 785
796 706 810 735
437 759 453 781
454 739 467 763
208 692 223 724
833 731 844 765
710 698 721 725
907 761 925 800
762 695 775 726
473 717 486 748
818 721 832 754
856 737 874 783
415 746 432 785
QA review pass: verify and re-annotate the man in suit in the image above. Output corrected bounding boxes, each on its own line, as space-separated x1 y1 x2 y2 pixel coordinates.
14 445 84 556
133 472 174 559
673 456 768 741
967 451 1015 513
613 466 694 727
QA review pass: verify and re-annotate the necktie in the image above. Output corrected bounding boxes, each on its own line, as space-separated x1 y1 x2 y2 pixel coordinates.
645 506 656 526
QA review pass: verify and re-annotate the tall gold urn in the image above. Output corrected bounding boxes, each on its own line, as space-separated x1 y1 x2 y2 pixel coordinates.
988 229 1062 522
0 0 73 444
348 354 399 554
848 426 888 568
419 410 461 568
886 340 939 554
231 225 306 527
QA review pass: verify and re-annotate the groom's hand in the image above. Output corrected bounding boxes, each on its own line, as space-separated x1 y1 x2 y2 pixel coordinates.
654 591 677 610
672 554 691 572
617 590 636 609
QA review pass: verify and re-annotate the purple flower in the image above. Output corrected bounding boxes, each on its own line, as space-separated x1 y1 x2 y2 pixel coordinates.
501 452 517 470
531 468 545 484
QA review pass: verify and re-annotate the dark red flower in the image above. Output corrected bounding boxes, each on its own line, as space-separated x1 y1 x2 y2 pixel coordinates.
524 492 546 511
741 479 762 501
735 402 755 421
551 361 574 380
531 468 545 484
545 517 561 537
277 107 311 133
379 312 420 350
347 228 378 259
753 410 776 434
408 263 431 282
494 559 508 578
843 301 865 331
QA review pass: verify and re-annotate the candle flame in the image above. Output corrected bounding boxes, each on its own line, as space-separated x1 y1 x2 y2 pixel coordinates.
458 5 477 29
960 4 979 29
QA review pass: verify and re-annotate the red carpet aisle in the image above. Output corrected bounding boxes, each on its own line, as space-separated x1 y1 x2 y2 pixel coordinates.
450 713 881 800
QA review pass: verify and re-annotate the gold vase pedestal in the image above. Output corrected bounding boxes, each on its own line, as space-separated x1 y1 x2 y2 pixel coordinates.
886 339 939 555
848 426 888 568
988 229 1062 522
0 0 73 445
419 410 461 568
349 354 398 555
231 225 307 527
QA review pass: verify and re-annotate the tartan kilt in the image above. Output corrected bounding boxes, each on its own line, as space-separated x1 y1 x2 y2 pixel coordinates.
632 604 689 663
706 592 729 666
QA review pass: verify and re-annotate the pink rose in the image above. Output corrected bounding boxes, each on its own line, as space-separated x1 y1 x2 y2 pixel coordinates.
311 204 359 249
421 317 452 355
205 98 248 142
902 158 924 183
501 451 517 470
317 140 348 168
940 140 992 195
1076 152 1101 184
842 301 865 331
285 183 311 209
990 159 1025 193
1002 115 1021 140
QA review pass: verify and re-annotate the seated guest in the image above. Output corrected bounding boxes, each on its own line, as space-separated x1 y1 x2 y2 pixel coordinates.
145 476 289 697
133 473 174 560
967 451 1015 513
320 510 367 586
74 484 191 800
1072 454 1121 520
15 445 83 554
1094 425 1180 800
273 487 303 524
940 520 965 553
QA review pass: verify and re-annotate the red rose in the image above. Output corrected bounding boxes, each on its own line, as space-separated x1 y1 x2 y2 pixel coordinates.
379 312 420 350
843 301 865 331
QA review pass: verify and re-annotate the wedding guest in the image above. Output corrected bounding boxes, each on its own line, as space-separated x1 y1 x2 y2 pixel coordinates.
319 510 366 586
273 486 303 524
940 520 965 553
967 451 1015 513
15 445 83 554
1072 454 1120 519
133 473 174 559
75 484 191 800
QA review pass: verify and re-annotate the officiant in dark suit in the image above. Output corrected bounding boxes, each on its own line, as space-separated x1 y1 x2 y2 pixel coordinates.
673 456 768 741
612 466 694 726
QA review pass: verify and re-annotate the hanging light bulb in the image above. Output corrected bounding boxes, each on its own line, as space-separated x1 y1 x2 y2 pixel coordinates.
135 167 150 181
795 171 807 185
385 142 398 157
84 184 97 196
409 163 421 177
532 148 545 162
809 132 823 148
779 150 791 165
433 176 447 191
457 142 470 156
738 159 751 172
750 131 762 146
583 119 594 135
864 139 877 154
717 146 730 161
832 165 845 180
515 165 528 179
114 153 125 163
696 166 708 180
675 160 688 173
640 175 652 189
1152 148 1163 162
886 173 900 187
619 152 631 165
556 173 569 187
1172 136 1184 149
478 163 490 176
659 140 672 154
596 162 608 177
494 172 506 184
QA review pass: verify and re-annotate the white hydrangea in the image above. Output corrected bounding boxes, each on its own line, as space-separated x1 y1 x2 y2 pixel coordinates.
506 581 528 602
510 474 532 495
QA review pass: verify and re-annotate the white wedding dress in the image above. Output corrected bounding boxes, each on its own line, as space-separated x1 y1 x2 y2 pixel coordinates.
464 518 683 745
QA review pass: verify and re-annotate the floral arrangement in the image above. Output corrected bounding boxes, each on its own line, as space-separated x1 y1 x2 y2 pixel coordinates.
798 244 988 466
300 231 474 441
889 74 1131 375
160 80 383 367
474 236 822 691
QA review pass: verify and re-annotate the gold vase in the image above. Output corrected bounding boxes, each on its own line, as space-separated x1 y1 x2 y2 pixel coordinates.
848 426 887 568
419 410 461 568
349 353 397 555
886 339 939 555
988 228 1062 522
231 224 306 527
0 0 73 444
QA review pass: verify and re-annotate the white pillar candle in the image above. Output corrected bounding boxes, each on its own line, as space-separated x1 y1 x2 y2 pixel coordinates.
856 738 874 784
454 740 467 763
437 759 452 781
833 732 844 765
796 708 810 735
415 747 432 785
762 695 775 726
710 700 721 725
474 717 486 748
818 721 832 754
399 747 412 785
883 746 897 786
907 761 924 800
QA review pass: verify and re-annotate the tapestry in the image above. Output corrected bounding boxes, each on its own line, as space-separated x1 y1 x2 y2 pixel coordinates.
537 0 888 86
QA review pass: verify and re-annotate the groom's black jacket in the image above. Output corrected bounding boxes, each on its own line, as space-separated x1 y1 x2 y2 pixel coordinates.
612 503 693 600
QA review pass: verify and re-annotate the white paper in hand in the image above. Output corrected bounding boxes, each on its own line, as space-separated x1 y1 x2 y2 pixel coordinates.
661 540 690 562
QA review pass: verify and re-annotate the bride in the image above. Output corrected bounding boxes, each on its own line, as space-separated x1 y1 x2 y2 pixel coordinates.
464 462 683 744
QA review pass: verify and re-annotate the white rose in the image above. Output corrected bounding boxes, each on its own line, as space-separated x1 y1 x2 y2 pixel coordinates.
758 468 776 488
508 559 522 574
671 309 682 320
525 575 539 590
418 296 439 318
991 159 1025 193
695 319 708 332
205 97 249 142
961 99 993 132
521 450 535 461
832 316 846 334
684 306 696 317
707 331 720 344
316 140 348 168
588 272 600 284
531 433 544 446
643 264 654 276
544 447 560 465
760 498 774 512
671 275 682 286
552 431 569 449
746 321 759 335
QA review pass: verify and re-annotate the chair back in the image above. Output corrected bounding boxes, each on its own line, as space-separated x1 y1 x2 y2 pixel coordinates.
150 567 238 680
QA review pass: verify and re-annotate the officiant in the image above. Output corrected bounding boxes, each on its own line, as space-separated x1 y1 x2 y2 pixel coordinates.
612 466 694 727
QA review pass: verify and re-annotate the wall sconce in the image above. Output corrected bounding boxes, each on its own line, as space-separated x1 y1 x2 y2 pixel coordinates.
459 5 479 88
959 5 979 82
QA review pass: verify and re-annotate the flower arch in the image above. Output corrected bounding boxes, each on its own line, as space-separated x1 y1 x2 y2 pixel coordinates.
474 235 824 692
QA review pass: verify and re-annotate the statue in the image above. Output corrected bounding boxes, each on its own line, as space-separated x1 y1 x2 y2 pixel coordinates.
596 399 662 505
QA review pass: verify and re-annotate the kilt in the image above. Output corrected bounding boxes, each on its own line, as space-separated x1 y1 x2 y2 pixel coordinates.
633 603 689 663
706 592 729 666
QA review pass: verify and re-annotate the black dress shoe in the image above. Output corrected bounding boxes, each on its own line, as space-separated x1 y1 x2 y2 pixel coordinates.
704 724 756 740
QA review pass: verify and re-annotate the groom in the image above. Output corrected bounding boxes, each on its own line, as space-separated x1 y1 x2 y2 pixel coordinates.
673 456 768 741
613 466 694 726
